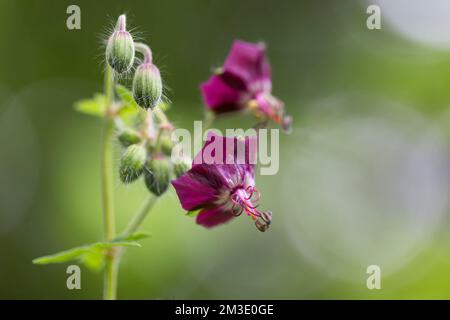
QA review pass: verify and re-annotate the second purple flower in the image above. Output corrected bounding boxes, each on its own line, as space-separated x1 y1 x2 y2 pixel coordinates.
200 40 292 132
171 132 272 232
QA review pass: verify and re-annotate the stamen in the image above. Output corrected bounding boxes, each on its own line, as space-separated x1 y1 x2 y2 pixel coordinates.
230 187 272 231
255 217 269 232
245 186 261 202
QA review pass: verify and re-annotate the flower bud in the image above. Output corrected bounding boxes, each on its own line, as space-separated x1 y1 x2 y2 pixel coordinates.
144 156 170 196
173 157 191 178
119 144 146 184
106 30 135 74
160 135 173 156
132 63 163 110
118 128 142 147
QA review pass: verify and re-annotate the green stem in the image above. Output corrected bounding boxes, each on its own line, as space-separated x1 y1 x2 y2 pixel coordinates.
102 65 117 300
113 195 158 277
154 107 170 127
203 111 215 131
122 195 158 236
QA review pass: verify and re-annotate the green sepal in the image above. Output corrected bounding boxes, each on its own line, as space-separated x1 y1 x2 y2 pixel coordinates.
186 209 201 217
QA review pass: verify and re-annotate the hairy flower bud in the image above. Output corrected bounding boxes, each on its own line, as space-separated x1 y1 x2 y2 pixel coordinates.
144 156 170 196
132 63 163 110
119 144 146 184
106 31 135 74
106 15 135 74
173 157 191 178
118 128 142 147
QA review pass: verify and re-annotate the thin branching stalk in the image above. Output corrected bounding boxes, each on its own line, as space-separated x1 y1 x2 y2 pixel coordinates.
122 195 158 236
111 195 158 285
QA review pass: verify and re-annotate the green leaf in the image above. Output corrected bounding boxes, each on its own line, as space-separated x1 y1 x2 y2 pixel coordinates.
116 85 139 109
80 248 105 272
33 246 91 265
117 232 152 242
117 103 142 124
115 85 145 125
32 240 141 267
74 93 106 117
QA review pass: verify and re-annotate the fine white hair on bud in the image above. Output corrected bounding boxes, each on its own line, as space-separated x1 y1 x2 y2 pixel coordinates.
118 128 142 147
144 156 170 196
173 161 190 179
106 14 135 74
132 62 163 110
119 144 147 184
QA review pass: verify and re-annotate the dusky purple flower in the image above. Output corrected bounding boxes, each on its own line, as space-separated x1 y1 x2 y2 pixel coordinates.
200 40 292 133
171 132 272 232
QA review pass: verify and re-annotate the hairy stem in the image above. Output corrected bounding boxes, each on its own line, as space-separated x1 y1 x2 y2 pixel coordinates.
102 65 117 300
134 42 153 64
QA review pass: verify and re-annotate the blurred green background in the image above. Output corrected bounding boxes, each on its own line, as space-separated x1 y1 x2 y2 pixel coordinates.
2 0 450 299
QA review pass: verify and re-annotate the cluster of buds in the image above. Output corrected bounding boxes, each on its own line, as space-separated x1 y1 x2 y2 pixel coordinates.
106 15 189 196
117 111 190 196
106 15 162 110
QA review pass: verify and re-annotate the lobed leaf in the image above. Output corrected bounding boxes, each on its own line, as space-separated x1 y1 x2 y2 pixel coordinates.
116 85 139 109
32 240 141 267
116 232 152 242
115 85 145 125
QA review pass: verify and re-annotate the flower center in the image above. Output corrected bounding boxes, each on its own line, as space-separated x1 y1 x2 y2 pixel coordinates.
230 186 272 232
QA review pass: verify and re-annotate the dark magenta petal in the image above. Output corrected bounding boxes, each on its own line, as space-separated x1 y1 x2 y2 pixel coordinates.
188 163 253 192
200 75 245 113
173 132 260 229
196 205 235 228
171 171 219 211
187 164 230 190
223 40 272 93
199 40 274 114
194 131 258 168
